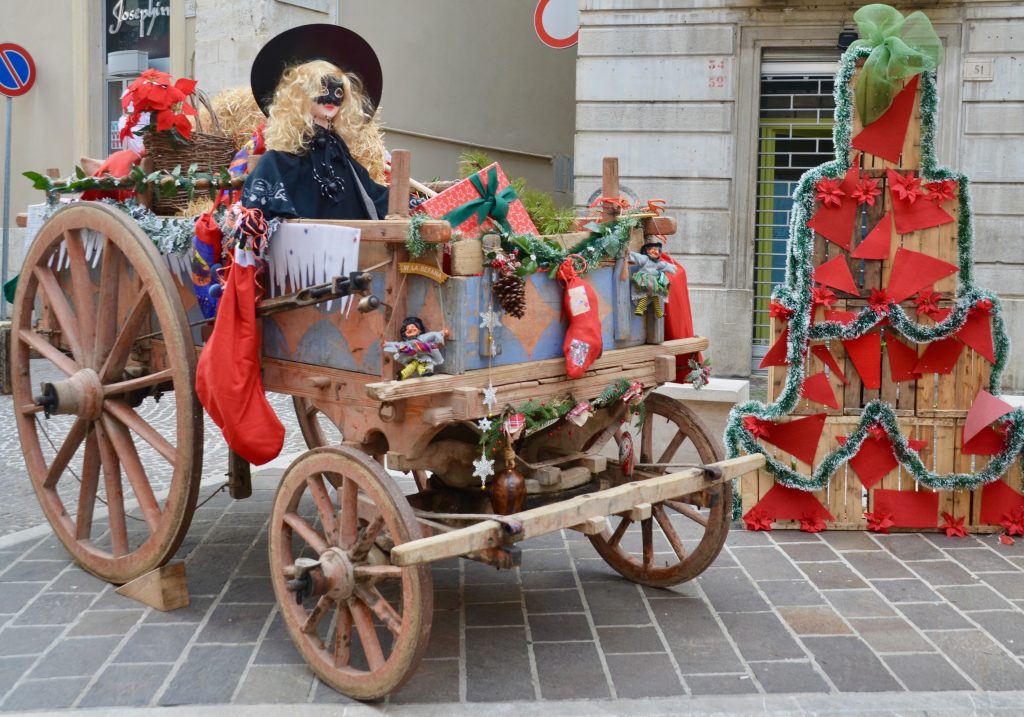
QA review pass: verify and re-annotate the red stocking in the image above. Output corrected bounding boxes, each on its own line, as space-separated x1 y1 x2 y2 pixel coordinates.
557 258 603 379
196 248 284 465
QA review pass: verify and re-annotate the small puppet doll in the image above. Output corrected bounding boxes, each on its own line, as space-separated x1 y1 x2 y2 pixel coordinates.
383 317 450 380
244 24 389 223
628 240 676 317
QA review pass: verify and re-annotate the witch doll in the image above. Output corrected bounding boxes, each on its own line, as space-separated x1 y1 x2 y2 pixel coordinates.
383 318 450 380
629 240 676 317
244 23 390 222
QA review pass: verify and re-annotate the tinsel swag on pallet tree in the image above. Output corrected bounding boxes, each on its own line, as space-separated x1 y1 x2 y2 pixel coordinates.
727 4 1024 535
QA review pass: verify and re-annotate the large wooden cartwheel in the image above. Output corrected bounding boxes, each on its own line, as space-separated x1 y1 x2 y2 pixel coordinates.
11 202 202 584
588 393 730 587
269 446 432 700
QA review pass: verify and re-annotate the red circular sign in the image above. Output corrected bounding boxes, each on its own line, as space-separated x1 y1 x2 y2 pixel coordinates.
0 42 36 97
534 0 579 49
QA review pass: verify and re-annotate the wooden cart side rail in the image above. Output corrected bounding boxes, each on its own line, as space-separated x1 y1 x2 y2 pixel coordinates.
285 218 452 245
366 336 709 402
389 454 764 566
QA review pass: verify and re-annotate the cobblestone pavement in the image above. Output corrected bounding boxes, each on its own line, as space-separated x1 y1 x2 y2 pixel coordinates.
4 459 1024 711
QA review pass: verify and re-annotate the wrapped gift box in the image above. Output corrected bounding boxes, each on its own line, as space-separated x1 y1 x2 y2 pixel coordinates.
415 162 538 239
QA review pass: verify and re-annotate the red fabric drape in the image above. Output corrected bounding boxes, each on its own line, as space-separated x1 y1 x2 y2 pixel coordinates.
661 253 702 382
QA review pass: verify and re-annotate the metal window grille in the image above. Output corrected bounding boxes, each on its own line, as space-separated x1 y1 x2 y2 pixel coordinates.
751 50 840 372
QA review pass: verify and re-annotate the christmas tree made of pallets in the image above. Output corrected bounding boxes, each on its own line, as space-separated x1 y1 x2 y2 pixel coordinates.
727 16 1024 535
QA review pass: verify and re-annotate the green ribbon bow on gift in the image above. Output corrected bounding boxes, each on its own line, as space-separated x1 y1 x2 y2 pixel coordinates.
442 165 517 234
849 3 943 125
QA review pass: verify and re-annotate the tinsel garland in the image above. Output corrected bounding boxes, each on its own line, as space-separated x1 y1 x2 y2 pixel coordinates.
25 163 236 203
405 212 430 258
501 214 642 278
725 46 1018 494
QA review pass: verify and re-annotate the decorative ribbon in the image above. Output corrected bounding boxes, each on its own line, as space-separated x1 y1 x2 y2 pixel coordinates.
849 4 943 125
442 165 517 233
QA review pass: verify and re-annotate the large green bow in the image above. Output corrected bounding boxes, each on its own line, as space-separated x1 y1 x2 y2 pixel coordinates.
849 4 943 125
442 165 517 233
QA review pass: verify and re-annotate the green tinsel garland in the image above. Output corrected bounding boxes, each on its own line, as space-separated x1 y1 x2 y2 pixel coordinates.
725 46 1020 494
405 212 430 258
502 215 642 278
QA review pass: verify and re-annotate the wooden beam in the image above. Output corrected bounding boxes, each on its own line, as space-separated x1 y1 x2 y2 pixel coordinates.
286 218 451 244
366 336 709 401
642 216 676 237
569 517 606 535
390 454 764 566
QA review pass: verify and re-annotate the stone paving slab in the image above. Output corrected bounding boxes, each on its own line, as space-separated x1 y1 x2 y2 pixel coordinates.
4 472 1024 710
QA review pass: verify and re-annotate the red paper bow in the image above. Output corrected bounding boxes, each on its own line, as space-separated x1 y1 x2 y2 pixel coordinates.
868 424 887 440
865 511 895 533
975 298 993 314
853 177 882 206
1000 507 1024 537
941 512 967 538
744 508 773 532
924 179 957 203
743 416 770 440
815 177 845 208
914 289 942 318
769 301 794 320
890 173 923 204
812 287 837 309
800 514 827 533
868 288 890 315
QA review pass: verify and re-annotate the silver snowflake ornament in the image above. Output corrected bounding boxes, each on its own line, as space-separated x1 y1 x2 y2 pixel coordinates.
472 454 495 481
482 384 498 411
479 310 502 331
477 417 493 432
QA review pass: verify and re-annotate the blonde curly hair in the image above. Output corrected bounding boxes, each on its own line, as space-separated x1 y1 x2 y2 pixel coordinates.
263 59 386 182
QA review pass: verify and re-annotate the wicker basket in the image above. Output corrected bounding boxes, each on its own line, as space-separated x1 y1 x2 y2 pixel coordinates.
146 90 236 215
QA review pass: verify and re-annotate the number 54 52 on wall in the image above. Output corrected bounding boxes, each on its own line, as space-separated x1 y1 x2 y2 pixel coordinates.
707 58 727 89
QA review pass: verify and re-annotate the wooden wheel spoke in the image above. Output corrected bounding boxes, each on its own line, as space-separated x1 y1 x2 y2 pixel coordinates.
103 368 173 397
283 512 329 554
334 602 353 668
302 595 332 635
43 417 88 489
94 421 129 557
32 266 86 365
99 292 151 382
63 230 97 366
102 415 161 533
338 476 359 549
306 474 338 544
657 429 687 466
354 564 403 580
104 400 176 464
94 240 121 366
75 428 101 540
350 515 385 560
354 584 402 637
18 329 78 376
350 599 386 670
654 505 687 562
665 499 709 527
609 516 631 547
641 518 654 569
640 417 654 464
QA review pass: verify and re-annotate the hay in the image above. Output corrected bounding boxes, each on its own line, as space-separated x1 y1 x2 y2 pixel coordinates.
178 195 215 218
209 87 265 151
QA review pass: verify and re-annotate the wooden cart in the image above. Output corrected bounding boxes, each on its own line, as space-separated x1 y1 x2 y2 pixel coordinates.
10 153 763 700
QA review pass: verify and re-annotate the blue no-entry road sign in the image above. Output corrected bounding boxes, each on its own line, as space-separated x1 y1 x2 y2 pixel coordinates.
0 43 36 98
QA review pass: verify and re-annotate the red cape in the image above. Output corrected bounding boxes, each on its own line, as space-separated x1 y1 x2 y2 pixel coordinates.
662 253 702 382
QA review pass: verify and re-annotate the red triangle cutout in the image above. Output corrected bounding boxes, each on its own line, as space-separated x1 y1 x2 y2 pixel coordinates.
964 390 1014 444
838 433 898 489
851 211 894 260
851 75 920 162
842 331 883 389
887 169 956 234
963 425 1007 456
746 483 834 523
873 488 940 528
813 255 860 296
759 327 789 369
802 371 839 409
812 344 848 385
886 335 921 382
762 413 828 466
886 248 959 304
980 480 1024 525
957 309 995 364
913 338 964 375
807 168 861 250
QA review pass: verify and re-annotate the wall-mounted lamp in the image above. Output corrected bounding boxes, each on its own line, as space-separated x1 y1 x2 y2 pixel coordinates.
838 29 859 51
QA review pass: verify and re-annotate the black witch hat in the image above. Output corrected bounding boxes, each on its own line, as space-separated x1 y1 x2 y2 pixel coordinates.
250 24 383 115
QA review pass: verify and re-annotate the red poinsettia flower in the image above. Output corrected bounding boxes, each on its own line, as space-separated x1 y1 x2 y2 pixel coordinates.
743 415 770 440
1000 507 1024 537
868 424 887 441
914 289 942 318
852 177 882 206
121 69 198 142
811 287 837 309
815 177 845 208
890 173 923 204
800 514 827 533
868 288 890 314
744 508 773 532
941 512 967 538
769 301 794 320
924 179 957 203
865 511 895 533
975 298 993 314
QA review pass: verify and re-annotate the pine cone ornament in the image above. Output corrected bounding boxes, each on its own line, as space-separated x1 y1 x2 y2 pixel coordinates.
494 274 527 319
